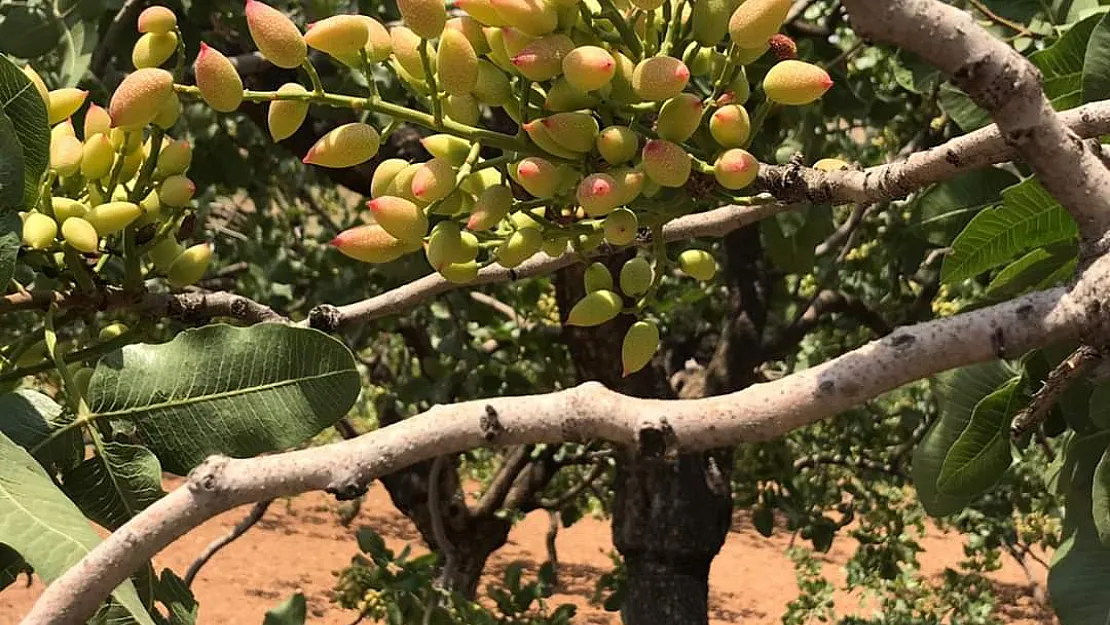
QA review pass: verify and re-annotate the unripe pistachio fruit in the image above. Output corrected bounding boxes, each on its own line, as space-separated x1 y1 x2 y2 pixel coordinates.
468 185 514 230
622 320 660 376
371 159 410 198
159 175 196 207
86 202 142 235
303 123 380 168
153 94 181 129
545 77 599 111
458 0 508 26
440 260 480 283
596 126 638 165
679 249 717 281
398 0 448 39
584 262 613 292
447 17 490 54
84 104 111 138
714 148 760 190
473 60 513 106
167 243 213 287
138 6 177 34
566 290 622 327
511 34 574 81
443 94 480 125
367 196 429 242
490 0 557 36
304 15 370 57
22 65 49 107
522 120 579 159
132 31 178 69
98 323 129 341
656 93 703 143
110 68 175 129
50 134 83 177
81 133 115 180
52 197 88 223
156 138 193 177
411 158 457 203
728 0 791 49
577 173 621 217
267 83 310 141
496 227 543 268
422 135 473 167
537 112 598 153
22 213 57 250
391 26 429 79
194 44 243 112
510 157 560 199
692 0 731 45
632 56 690 101
603 208 638 246
619 257 653 296
642 139 691 188
562 46 616 92
47 89 87 125
73 368 94 398
332 224 420 263
245 0 307 69
149 237 183 270
763 60 833 106
437 29 480 96
710 104 751 148
426 221 476 270
61 217 100 253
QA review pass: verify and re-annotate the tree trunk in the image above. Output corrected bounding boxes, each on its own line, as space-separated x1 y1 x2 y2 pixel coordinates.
555 228 767 625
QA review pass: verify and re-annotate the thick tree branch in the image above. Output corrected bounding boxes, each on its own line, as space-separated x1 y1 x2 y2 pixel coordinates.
840 0 1110 256
1011 344 1105 438
472 445 535 518
22 253 1110 625
0 289 286 325
765 290 892 358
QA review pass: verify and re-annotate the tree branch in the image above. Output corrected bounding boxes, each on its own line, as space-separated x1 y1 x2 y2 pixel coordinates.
1011 344 1104 438
765 290 892 358
840 0 1110 257
472 445 535 518
0 289 286 325
21 253 1110 625
182 500 272 587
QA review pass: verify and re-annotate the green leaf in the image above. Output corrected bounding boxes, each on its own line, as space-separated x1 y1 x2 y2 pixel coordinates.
88 324 361 474
0 543 30 591
0 211 20 288
1030 13 1101 110
61 441 166 530
941 178 1078 284
263 592 307 625
0 5 63 59
1094 445 1110 546
761 205 833 274
1082 13 1110 102
1048 430 1110 625
985 240 1078 300
913 167 1018 246
0 54 49 211
936 378 1023 496
937 85 991 132
0 431 155 624
58 18 96 88
912 361 1016 516
157 569 198 625
0 389 81 471
0 109 25 210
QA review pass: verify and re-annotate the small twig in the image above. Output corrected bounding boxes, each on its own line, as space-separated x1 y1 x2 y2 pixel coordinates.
966 0 1031 36
1011 344 1104 439
473 446 535 518
184 500 273 587
537 460 608 509
423 456 454 625
91 0 146 77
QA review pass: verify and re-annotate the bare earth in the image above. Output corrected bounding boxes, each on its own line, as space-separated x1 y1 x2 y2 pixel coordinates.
1 480 1055 624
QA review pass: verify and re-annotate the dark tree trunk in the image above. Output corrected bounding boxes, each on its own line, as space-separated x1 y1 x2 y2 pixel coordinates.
555 229 767 625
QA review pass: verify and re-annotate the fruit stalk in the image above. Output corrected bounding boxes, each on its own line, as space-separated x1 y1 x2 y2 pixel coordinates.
419 39 443 126
302 57 325 95
597 0 643 60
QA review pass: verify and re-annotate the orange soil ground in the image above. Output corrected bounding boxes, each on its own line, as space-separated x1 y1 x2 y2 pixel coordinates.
1 480 1055 624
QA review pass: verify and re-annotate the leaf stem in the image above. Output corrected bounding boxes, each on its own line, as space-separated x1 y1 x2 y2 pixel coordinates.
419 40 443 127
597 0 643 60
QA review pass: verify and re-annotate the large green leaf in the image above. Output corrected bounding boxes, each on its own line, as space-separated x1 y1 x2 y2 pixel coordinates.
0 211 20 289
1049 430 1110 625
0 5 63 59
1030 14 1101 110
913 167 1018 246
761 205 834 275
62 442 166 530
157 569 198 625
941 178 1078 284
58 17 96 88
936 378 1023 496
0 388 81 471
0 109 24 211
912 361 1016 516
88 324 361 474
937 85 991 132
1091 382 1110 431
1082 12 1110 101
0 54 49 211
0 431 155 624
263 592 307 625
1094 445 1110 546
985 240 1078 300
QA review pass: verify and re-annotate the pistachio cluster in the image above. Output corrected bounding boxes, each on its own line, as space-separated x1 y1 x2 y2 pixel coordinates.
22 8 211 302
111 0 832 374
